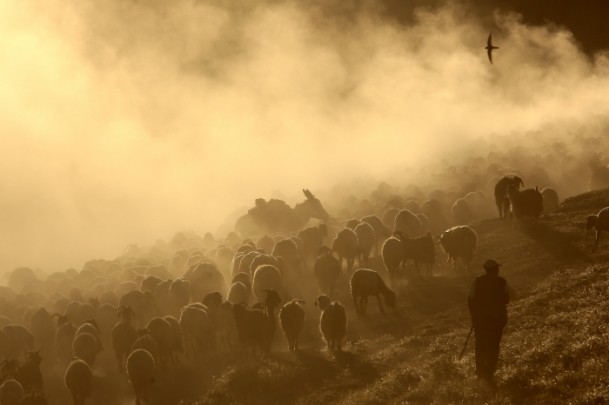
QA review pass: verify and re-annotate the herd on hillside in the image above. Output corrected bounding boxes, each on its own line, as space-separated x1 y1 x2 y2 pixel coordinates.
0 175 608 405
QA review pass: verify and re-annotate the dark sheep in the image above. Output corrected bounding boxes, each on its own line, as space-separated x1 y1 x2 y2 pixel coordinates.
350 269 396 315
494 175 524 218
507 185 543 221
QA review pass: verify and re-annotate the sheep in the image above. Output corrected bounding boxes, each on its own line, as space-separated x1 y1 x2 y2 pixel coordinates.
228 282 249 305
162 316 183 361
75 320 103 352
402 233 435 277
126 349 156 405
354 222 375 266
145 317 173 370
112 306 138 371
420 198 449 234
2 325 33 360
331 228 359 273
184 262 225 303
95 303 117 347
0 378 23 405
140 276 162 293
272 238 300 273
587 207 609 253
507 185 543 221
179 305 212 356
313 247 341 296
298 225 327 264
350 269 396 315
216 301 236 351
130 330 159 364
451 198 474 225
252 265 282 303
72 332 99 367
249 254 281 276
381 234 405 284
53 314 76 366
362 215 392 255
345 218 361 230
15 351 43 393
232 290 281 354
542 187 560 211
202 292 223 314
494 175 524 218
314 295 347 353
393 209 423 237
238 251 261 276
119 290 157 327
29 308 54 362
439 225 478 272
256 235 275 254
168 279 190 316
64 359 92 405
382 208 400 229
279 299 305 351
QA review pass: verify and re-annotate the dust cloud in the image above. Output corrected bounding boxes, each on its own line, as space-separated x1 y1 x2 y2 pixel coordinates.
0 0 608 271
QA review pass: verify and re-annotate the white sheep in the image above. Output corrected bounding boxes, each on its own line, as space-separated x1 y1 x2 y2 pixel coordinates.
252 265 282 302
439 225 478 272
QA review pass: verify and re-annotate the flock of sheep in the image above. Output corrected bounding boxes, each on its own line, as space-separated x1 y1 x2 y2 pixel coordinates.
0 171 607 405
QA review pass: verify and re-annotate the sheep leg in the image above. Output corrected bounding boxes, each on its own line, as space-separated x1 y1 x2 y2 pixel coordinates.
592 231 601 254
377 295 385 314
353 294 360 316
362 296 368 314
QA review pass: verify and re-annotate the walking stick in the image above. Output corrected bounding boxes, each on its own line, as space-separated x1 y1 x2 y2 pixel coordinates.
459 325 474 360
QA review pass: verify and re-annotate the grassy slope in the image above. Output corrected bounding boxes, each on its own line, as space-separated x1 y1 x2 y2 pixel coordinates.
194 189 609 405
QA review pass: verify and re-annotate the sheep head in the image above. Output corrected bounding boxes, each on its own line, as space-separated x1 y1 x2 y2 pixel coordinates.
262 289 281 308
586 215 598 230
314 295 331 311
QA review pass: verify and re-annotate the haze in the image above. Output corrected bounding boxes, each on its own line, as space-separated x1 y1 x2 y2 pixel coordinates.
1 0 608 272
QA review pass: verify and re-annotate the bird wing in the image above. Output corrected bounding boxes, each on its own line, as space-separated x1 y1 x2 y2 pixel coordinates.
487 34 492 47
487 48 493 64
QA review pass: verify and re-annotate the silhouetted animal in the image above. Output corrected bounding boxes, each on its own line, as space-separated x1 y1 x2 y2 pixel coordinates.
507 185 543 221
439 226 478 272
494 176 523 219
314 295 346 353
587 207 609 253
350 269 396 315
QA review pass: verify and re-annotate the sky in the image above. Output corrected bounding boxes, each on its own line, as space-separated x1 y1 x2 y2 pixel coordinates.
1 0 609 272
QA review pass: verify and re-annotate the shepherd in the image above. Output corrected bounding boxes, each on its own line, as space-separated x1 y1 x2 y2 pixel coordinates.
467 259 510 383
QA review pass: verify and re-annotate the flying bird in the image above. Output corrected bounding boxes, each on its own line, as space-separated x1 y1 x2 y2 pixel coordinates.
485 34 499 64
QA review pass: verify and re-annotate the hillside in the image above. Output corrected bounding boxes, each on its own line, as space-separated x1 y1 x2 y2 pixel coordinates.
192 188 609 405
